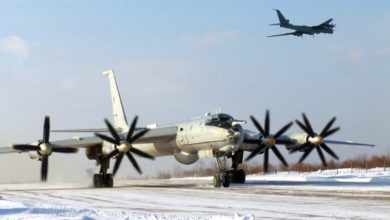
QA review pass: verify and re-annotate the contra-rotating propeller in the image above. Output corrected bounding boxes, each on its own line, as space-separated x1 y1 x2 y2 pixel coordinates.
95 116 154 175
12 116 78 181
245 110 293 172
291 113 340 166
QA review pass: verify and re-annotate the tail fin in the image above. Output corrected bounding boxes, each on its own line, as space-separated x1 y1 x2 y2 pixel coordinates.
273 9 289 26
103 69 129 130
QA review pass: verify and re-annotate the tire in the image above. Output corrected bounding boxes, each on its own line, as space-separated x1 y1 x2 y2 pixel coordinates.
104 174 114 188
236 169 246 184
222 174 231 188
93 174 103 188
213 174 222 187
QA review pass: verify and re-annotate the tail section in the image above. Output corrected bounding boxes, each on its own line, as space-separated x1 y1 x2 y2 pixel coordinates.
103 69 129 130
271 9 289 27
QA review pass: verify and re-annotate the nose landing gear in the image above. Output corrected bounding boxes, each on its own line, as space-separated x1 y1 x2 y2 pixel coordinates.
213 150 246 187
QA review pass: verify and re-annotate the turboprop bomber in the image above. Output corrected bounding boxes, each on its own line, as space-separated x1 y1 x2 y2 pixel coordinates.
268 9 335 37
0 70 373 188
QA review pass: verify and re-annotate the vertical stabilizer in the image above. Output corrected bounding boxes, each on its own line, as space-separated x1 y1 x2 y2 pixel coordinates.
274 9 289 27
103 69 128 130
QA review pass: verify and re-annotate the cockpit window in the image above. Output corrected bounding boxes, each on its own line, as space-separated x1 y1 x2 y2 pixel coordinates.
205 113 234 128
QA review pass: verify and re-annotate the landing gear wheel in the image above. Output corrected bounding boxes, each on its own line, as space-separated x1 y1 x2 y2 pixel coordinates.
231 169 246 184
222 173 231 188
93 174 104 188
104 174 114 188
213 174 222 187
93 174 114 188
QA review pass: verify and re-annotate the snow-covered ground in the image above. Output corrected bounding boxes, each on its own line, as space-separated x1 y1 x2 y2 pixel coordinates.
1 168 390 220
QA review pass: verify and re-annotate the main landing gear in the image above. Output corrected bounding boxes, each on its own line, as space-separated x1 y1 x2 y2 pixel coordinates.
93 157 114 188
213 150 246 188
229 150 246 184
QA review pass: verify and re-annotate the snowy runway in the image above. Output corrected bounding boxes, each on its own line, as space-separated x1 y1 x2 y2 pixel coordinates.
1 170 390 219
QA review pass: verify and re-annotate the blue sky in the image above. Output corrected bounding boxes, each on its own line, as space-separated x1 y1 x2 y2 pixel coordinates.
0 1 390 182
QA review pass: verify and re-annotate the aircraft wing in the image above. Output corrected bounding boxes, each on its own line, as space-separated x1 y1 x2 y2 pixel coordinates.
0 145 18 154
51 128 123 133
324 140 374 147
1 126 178 153
267 31 304 37
51 126 176 148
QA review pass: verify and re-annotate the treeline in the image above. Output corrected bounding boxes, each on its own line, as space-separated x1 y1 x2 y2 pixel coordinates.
157 155 390 179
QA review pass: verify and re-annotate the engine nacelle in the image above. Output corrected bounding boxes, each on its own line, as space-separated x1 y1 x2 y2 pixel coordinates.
285 133 309 151
85 145 103 160
102 142 116 156
173 149 199 165
28 151 42 161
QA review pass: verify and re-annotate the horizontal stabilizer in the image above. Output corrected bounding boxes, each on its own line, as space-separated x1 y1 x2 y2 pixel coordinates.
269 23 280 26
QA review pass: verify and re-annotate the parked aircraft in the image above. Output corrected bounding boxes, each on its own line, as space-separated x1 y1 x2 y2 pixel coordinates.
0 70 373 188
268 9 335 37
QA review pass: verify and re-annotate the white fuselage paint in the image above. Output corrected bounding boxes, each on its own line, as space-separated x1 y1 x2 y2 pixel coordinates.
102 116 241 164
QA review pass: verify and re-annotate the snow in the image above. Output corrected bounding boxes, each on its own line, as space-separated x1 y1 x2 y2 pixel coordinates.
1 168 390 219
246 167 390 183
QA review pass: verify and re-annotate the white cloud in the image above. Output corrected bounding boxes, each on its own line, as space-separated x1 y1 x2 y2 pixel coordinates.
1 36 31 58
373 48 390 57
344 48 365 62
181 31 240 46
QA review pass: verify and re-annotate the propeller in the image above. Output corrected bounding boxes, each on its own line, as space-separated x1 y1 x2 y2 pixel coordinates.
245 110 293 172
94 116 154 175
12 116 78 181
291 113 340 166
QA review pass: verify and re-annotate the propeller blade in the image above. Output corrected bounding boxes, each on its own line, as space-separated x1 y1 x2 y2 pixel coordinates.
320 143 339 160
130 147 154 160
95 133 119 145
322 127 340 138
103 149 119 161
51 147 78 153
290 142 310 154
245 144 266 161
274 121 293 139
104 119 121 143
13 145 40 151
113 153 124 176
295 120 312 135
250 115 265 136
299 145 315 163
129 129 149 143
43 116 50 143
316 145 327 167
271 145 288 167
41 155 48 181
263 148 269 173
264 110 270 136
126 152 142 174
126 115 138 142
320 117 336 136
302 113 315 136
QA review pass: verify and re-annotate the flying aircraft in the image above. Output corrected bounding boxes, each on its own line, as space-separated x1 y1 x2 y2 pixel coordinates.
0 70 373 188
268 9 335 37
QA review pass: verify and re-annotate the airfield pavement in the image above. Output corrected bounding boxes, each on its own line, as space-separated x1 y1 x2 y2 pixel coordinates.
1 173 390 219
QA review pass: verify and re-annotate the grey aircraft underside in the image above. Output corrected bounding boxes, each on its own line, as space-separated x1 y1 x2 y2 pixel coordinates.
268 9 335 37
0 70 373 188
